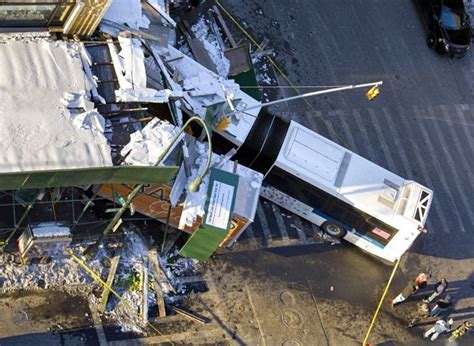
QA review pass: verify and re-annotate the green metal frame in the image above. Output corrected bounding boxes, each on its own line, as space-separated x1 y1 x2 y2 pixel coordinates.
0 166 179 191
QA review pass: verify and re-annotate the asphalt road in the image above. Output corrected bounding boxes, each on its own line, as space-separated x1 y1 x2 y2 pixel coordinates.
221 0 474 261
216 0 474 342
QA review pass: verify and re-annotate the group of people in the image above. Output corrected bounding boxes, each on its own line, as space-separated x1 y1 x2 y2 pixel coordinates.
391 273 472 341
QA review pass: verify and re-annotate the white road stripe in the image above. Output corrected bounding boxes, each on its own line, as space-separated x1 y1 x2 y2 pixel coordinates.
404 106 466 232
271 204 290 240
291 215 309 243
256 201 272 241
367 108 398 171
351 109 378 161
337 116 359 151
380 107 451 233
439 105 474 181
455 104 474 154
423 106 474 227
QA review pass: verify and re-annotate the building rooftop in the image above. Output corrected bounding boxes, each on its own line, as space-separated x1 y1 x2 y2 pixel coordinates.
0 37 112 173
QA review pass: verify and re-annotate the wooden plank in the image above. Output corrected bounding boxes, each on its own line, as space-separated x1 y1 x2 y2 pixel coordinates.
162 229 182 255
211 5 237 48
98 254 121 313
141 256 149 323
179 20 217 73
143 0 176 28
171 306 207 324
149 248 167 318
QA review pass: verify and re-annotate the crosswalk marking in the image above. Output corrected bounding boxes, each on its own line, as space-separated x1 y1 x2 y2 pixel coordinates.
424 106 474 227
292 216 309 243
352 108 379 162
271 204 290 241
256 201 272 242
380 107 451 233
367 108 398 171
439 105 474 181
337 115 359 150
455 104 474 155
397 105 466 233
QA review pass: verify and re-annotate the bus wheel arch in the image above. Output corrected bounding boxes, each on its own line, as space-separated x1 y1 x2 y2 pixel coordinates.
321 221 347 239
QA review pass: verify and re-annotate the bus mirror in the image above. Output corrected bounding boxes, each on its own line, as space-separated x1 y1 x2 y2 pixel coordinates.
417 226 427 234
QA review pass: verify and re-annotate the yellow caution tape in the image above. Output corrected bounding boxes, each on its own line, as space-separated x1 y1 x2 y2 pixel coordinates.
214 0 351 150
67 250 171 342
362 258 400 345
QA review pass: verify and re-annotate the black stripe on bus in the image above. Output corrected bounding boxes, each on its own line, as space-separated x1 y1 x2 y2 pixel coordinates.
233 109 289 175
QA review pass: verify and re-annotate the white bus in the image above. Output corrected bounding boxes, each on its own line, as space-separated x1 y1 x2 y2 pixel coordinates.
231 111 433 263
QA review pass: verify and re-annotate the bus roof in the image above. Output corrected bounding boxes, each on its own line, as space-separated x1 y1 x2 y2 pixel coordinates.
274 121 432 228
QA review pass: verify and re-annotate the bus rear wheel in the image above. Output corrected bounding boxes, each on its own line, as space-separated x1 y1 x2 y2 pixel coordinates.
321 221 347 238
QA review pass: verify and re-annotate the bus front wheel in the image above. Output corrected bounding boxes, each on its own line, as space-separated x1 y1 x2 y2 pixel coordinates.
321 221 347 239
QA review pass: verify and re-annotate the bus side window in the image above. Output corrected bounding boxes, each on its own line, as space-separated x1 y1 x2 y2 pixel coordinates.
321 199 365 229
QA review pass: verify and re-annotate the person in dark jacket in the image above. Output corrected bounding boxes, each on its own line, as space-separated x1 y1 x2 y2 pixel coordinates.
424 278 448 303
430 295 453 317
392 273 429 306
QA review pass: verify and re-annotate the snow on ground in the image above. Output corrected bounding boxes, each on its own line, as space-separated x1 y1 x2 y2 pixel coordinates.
0 38 111 173
0 244 107 292
104 229 202 333
191 17 230 78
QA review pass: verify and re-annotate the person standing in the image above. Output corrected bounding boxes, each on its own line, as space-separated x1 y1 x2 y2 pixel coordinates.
424 318 453 341
430 295 453 317
424 278 448 304
392 273 429 306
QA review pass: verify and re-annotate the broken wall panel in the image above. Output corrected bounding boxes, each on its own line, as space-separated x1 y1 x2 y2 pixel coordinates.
97 183 202 234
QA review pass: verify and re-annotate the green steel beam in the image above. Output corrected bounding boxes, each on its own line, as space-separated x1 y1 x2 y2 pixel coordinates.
0 166 179 191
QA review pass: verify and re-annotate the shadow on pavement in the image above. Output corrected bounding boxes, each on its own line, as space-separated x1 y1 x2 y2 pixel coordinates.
0 327 99 346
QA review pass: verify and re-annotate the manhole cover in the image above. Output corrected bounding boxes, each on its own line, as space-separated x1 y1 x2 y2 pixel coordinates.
281 339 302 346
279 291 295 306
11 310 29 326
281 309 303 328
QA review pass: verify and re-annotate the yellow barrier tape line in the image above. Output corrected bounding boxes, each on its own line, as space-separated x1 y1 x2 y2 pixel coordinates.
362 259 400 346
68 250 171 342
215 0 300 95
214 0 351 150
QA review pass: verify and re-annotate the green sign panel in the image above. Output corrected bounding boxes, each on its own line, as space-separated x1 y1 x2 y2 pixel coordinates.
180 168 239 261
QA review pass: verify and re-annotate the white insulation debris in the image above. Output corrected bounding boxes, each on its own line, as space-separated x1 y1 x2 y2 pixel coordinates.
121 118 183 166
111 36 182 103
191 17 230 77
162 46 261 146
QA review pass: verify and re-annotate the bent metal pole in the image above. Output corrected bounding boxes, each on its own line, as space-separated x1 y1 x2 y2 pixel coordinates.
83 116 212 260
232 81 384 116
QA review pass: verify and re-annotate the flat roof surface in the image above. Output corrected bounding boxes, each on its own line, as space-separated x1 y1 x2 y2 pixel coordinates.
0 38 112 173
276 121 425 226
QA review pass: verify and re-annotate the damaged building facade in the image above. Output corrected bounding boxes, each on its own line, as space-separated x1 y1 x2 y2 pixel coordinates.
0 0 264 264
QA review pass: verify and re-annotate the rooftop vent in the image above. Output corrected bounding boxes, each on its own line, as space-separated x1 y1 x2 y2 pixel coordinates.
378 179 400 208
